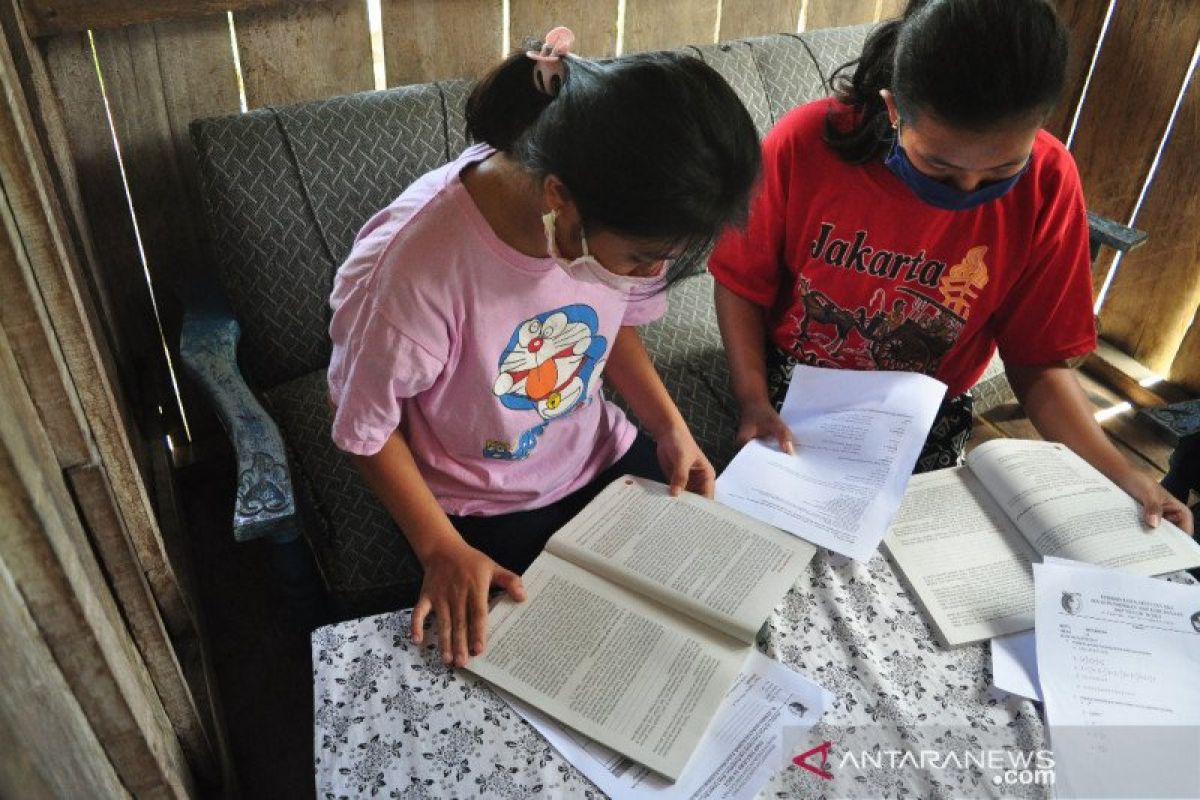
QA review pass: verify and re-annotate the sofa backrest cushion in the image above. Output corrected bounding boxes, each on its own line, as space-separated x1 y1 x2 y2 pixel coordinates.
192 81 472 387
191 27 874 389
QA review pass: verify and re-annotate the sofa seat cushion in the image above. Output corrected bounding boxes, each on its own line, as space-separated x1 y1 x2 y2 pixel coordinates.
263 370 422 609
628 271 741 471
969 352 1015 416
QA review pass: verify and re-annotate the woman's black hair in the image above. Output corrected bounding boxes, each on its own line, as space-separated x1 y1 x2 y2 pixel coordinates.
824 0 1069 163
466 44 761 283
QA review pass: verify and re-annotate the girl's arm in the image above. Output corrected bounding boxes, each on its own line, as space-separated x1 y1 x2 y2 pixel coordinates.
1006 361 1193 533
714 282 795 453
604 325 715 497
349 426 527 666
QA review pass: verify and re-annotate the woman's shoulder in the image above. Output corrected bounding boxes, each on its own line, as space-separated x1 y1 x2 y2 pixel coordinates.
1030 130 1081 183
766 97 859 163
350 145 495 262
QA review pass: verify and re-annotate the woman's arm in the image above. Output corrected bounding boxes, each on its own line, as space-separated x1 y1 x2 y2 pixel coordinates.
349 426 526 666
603 325 715 497
1006 361 1194 533
714 283 794 452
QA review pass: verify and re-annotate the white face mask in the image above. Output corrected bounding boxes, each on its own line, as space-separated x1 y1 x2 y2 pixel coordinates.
542 209 665 292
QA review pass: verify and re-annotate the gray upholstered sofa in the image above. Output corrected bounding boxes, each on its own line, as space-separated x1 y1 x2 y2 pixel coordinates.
181 23 1114 614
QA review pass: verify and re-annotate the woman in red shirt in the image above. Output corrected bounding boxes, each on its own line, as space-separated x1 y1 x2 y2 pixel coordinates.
711 0 1192 533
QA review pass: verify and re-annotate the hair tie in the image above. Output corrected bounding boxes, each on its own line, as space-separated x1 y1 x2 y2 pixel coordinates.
527 26 574 96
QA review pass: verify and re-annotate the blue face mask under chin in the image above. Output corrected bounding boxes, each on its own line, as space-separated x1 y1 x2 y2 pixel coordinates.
883 136 1031 212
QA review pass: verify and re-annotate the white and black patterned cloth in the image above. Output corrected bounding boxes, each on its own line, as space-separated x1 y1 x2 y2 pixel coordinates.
315 550 1074 799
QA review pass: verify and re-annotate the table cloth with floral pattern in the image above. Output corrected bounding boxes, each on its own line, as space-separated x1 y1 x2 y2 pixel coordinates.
313 549 1195 799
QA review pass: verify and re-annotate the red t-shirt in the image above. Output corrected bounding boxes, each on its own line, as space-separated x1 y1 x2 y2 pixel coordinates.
710 98 1097 397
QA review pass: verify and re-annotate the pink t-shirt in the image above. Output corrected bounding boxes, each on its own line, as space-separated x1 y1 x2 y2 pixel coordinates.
328 144 666 516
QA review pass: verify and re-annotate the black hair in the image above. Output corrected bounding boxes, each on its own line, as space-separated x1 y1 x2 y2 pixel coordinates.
466 44 762 282
824 0 1069 163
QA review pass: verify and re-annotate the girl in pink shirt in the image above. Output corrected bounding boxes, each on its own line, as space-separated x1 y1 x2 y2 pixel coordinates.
328 30 761 667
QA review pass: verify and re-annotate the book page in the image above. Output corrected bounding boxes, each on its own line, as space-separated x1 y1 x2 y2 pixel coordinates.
467 552 747 781
546 477 815 643
883 467 1039 646
967 439 1200 575
716 364 947 561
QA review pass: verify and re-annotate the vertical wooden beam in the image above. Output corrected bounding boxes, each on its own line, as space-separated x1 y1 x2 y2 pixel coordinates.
0 14 140 452
624 0 720 52
0 6 198 659
381 0 504 85
68 463 218 781
0 552 129 799
509 0 618 56
1 42 217 767
1098 61 1200 374
718 0 799 40
1044 0 1112 142
234 0 372 106
806 0 876 29
1068 1 1200 289
0 320 192 797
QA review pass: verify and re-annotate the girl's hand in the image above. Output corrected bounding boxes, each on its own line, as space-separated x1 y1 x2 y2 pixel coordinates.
411 538 526 667
656 424 716 498
1115 468 1194 535
735 399 795 454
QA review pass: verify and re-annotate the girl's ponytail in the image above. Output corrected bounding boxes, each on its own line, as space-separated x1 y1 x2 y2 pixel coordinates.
466 45 556 151
823 17 904 163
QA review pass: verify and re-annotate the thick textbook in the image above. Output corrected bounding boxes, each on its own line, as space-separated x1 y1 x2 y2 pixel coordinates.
466 476 815 781
883 439 1200 646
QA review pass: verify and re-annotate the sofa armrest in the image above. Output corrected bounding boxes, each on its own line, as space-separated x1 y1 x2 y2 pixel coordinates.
1087 211 1148 262
180 311 299 543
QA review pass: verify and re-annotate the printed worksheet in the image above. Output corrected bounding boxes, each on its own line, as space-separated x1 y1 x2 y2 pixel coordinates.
717 365 945 560
1034 559 1200 798
501 650 831 800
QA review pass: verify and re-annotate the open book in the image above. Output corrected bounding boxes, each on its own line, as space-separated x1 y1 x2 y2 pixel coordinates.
883 438 1200 646
466 476 816 781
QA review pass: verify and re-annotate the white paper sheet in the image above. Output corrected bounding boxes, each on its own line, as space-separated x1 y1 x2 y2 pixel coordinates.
990 631 1040 701
716 365 945 560
1034 559 1200 798
989 558 1107 701
501 650 831 800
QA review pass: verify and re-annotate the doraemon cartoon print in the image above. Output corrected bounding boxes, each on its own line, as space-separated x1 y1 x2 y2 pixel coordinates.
486 305 607 459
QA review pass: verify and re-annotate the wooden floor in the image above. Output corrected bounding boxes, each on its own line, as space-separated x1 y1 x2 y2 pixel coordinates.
966 370 1173 485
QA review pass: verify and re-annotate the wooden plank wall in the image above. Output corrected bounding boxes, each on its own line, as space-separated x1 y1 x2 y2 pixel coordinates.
1096 42 1200 383
381 0 504 85
236 0 372 105
1 2 220 793
1071 1 1200 296
21 0 920 443
1044 0 1112 141
510 0 619 57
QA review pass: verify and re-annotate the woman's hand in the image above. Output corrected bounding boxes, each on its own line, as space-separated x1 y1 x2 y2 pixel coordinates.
1114 468 1194 535
735 399 795 454
656 424 716 498
411 538 526 667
